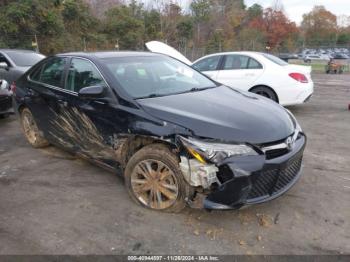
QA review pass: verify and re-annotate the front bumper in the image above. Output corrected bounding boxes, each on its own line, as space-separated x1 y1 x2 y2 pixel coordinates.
202 134 306 210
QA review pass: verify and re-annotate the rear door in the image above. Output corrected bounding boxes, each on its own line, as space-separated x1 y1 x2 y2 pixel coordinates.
216 55 264 90
24 56 68 140
192 55 223 80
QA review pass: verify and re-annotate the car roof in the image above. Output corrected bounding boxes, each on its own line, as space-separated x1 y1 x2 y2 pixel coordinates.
0 49 38 53
58 51 160 59
193 51 266 63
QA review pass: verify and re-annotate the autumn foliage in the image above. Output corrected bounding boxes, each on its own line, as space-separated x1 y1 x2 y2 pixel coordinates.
249 8 298 50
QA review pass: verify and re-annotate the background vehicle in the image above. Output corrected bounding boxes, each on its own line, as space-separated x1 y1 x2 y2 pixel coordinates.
146 41 314 106
0 49 45 84
303 54 331 63
332 53 349 60
14 51 306 212
0 80 13 118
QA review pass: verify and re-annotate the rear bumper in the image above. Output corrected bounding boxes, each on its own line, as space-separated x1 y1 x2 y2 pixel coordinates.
280 82 314 106
202 134 306 210
0 95 14 115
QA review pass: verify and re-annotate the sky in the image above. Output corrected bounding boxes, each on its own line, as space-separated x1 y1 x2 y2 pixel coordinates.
245 0 350 25
139 0 350 26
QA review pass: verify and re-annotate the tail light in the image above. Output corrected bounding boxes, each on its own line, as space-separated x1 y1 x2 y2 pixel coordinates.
289 73 308 83
10 81 16 93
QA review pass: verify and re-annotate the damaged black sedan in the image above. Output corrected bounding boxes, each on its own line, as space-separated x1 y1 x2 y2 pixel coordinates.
13 51 306 212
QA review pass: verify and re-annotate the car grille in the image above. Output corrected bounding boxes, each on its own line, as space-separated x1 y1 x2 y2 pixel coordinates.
247 155 303 200
265 148 289 160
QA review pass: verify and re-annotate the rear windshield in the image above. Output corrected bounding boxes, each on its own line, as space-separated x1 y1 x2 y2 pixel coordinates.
262 53 288 66
5 51 45 67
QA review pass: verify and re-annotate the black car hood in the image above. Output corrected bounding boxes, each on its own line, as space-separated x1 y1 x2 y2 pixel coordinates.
137 86 295 144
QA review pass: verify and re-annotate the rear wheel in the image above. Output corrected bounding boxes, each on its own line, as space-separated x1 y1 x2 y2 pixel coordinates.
20 108 49 148
250 86 278 103
124 144 192 212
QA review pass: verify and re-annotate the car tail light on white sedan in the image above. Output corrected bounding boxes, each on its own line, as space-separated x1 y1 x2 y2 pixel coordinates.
10 81 16 93
289 73 308 83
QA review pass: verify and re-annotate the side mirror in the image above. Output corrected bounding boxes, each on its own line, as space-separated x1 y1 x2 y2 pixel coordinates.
78 85 106 100
0 62 9 70
0 79 9 90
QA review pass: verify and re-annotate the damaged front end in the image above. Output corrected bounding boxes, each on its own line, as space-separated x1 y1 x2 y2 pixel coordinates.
176 131 306 210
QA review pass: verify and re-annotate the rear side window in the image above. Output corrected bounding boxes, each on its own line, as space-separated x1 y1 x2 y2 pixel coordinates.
66 58 106 92
192 56 221 71
223 55 249 70
29 65 43 81
248 58 263 69
262 53 288 66
40 57 67 87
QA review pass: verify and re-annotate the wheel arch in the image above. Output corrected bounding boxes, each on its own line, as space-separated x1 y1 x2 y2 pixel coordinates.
249 85 279 104
115 134 178 170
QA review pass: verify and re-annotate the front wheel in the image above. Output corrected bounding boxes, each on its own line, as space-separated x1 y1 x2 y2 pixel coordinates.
124 144 193 212
20 108 49 148
250 86 278 103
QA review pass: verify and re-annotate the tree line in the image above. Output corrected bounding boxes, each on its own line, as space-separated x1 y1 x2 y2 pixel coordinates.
0 0 349 58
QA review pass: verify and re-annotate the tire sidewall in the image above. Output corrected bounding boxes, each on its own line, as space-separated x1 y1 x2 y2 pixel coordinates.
251 86 278 103
124 144 191 212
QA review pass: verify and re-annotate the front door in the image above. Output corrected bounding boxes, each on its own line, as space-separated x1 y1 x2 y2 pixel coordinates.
52 57 120 168
192 55 222 81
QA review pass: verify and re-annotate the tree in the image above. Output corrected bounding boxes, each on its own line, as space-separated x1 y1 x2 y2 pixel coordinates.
249 8 298 51
301 6 338 46
103 5 144 50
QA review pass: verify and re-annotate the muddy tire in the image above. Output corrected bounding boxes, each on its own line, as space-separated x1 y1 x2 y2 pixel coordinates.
124 144 192 213
20 108 49 148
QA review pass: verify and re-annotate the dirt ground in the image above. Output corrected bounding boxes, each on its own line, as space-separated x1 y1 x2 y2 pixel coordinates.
0 74 349 255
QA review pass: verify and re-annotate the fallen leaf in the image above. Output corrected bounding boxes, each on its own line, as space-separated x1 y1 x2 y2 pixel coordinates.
239 240 246 246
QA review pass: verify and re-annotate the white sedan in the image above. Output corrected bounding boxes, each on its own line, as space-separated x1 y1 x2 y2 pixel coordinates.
146 41 314 106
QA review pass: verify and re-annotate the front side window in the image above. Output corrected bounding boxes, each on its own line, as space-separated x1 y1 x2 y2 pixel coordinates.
40 57 67 87
192 56 221 71
223 55 249 70
66 58 105 92
103 55 217 99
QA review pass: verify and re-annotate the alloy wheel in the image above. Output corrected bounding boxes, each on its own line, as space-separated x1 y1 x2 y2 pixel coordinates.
130 159 179 210
22 112 39 145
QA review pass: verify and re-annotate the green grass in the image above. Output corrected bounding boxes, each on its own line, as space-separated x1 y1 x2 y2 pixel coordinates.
288 59 350 73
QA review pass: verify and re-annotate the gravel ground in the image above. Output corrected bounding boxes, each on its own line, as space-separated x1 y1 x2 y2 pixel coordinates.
0 74 349 255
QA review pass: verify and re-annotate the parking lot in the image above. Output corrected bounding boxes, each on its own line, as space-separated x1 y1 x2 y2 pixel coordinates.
0 74 349 255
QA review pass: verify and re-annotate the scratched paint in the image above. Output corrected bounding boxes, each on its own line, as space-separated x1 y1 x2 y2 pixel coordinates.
49 107 115 160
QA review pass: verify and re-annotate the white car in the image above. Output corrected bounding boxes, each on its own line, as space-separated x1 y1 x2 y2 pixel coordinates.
146 41 314 106
303 54 331 62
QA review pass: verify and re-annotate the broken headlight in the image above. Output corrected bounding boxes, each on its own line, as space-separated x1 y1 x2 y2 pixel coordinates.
178 136 258 164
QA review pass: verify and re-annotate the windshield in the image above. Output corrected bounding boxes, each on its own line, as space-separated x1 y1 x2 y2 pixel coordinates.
5 51 45 67
262 53 288 66
103 55 217 99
